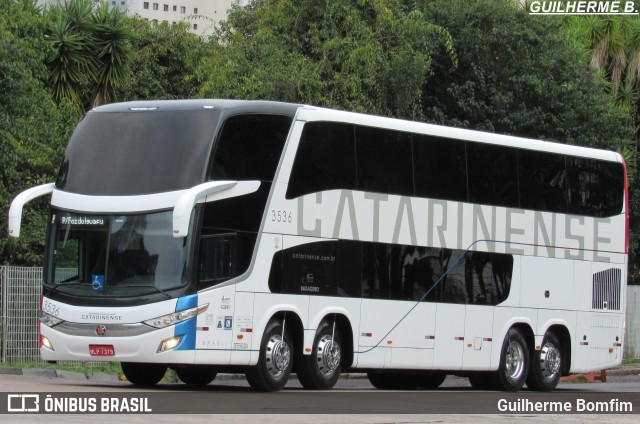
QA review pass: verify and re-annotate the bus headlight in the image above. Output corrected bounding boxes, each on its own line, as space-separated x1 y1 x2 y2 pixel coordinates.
143 304 208 329
158 336 182 353
39 311 64 327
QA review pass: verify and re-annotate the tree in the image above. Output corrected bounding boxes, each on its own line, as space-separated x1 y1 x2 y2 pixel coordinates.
419 0 632 150
45 0 132 110
199 0 457 118
567 14 640 149
0 0 77 266
115 19 211 101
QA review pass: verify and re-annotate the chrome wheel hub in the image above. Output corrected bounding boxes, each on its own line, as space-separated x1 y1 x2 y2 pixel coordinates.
265 334 290 377
505 340 525 381
539 342 561 379
316 334 341 375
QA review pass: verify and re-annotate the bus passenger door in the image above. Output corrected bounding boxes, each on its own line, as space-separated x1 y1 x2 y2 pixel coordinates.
194 234 237 365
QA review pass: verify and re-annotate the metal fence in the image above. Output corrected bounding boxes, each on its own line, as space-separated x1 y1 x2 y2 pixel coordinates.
0 266 43 363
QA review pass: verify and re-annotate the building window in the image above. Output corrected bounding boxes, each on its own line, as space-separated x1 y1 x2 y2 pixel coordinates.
180 6 186 14
194 7 198 13
163 4 168 11
193 24 198 30
173 5 177 11
143 1 149 8
153 3 158 11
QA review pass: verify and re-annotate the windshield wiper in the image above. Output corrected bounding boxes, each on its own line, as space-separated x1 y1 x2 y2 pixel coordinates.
47 281 89 295
117 285 172 299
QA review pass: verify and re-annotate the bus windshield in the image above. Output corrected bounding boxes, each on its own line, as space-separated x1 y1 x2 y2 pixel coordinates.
45 210 188 297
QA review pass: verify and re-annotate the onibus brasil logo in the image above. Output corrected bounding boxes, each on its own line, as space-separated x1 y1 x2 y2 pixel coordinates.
529 1 639 15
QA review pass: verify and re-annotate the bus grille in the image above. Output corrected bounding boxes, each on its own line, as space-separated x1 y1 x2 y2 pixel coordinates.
592 268 621 311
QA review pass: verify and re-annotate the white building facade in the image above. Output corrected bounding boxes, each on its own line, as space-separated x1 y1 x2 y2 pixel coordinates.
39 0 242 37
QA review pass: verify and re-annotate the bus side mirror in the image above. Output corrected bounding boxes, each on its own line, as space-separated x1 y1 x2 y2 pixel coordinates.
8 183 55 238
172 180 261 238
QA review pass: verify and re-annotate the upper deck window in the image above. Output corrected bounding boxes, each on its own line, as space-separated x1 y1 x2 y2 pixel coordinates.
210 114 293 182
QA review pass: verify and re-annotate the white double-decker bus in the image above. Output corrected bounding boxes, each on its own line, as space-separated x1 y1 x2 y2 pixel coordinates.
9 100 627 392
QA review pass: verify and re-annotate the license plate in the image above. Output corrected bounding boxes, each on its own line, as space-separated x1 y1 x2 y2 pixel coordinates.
89 345 115 356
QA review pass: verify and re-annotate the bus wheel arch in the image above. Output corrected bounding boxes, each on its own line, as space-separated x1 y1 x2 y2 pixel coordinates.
526 325 570 391
491 325 532 392
297 313 353 390
246 314 300 391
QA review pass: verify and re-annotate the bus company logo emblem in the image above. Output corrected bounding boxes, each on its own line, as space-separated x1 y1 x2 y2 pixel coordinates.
95 325 107 336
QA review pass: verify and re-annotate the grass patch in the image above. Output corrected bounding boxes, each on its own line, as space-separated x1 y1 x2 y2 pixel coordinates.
623 357 640 365
0 361 122 376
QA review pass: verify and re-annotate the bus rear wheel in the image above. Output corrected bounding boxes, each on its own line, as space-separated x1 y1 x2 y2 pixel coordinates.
175 365 217 386
419 372 446 389
491 328 529 392
246 318 293 392
297 319 343 390
526 332 562 391
121 362 167 387
367 371 420 390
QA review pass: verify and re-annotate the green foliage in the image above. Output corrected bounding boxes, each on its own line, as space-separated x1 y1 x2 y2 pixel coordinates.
115 19 211 100
44 0 133 110
199 0 457 118
0 0 77 266
420 0 632 148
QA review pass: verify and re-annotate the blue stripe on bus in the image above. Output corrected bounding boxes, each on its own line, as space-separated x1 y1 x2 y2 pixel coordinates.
174 294 198 351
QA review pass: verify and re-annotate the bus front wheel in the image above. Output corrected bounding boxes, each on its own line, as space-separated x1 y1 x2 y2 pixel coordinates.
297 319 343 390
175 365 217 386
491 328 529 392
121 362 167 387
246 319 293 391
526 332 562 391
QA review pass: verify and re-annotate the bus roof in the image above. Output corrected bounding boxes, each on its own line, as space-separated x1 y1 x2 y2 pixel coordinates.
92 99 301 117
296 105 623 163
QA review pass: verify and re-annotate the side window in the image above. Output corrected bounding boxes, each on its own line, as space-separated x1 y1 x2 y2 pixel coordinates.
519 150 567 213
464 252 512 305
286 122 356 199
467 142 519 208
566 157 624 217
277 241 338 296
269 240 361 297
198 234 235 289
211 114 292 182
413 134 468 202
338 240 362 297
355 126 413 196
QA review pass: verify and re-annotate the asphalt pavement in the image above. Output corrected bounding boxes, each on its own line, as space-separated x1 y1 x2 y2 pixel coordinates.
1 363 639 386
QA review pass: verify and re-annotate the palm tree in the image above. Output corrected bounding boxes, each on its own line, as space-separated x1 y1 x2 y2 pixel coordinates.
570 15 640 153
45 0 132 110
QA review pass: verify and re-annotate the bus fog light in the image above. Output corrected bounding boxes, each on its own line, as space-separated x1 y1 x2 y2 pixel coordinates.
158 336 182 352
41 336 54 351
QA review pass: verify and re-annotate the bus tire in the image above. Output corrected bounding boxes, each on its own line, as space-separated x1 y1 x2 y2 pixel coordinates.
176 365 217 386
468 372 493 390
419 372 446 389
297 319 343 390
367 371 420 390
121 362 167 387
526 332 562 391
491 328 529 392
246 319 293 392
